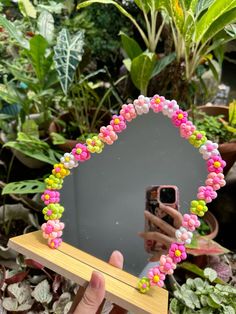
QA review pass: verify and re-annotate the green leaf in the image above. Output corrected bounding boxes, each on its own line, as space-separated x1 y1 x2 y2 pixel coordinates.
222 305 235 314
18 0 37 18
202 8 236 44
204 268 218 282
3 141 60 165
134 0 150 13
50 132 66 145
195 0 236 43
0 86 19 105
22 120 39 138
130 52 156 95
207 58 220 82
119 31 142 60
206 295 221 308
170 0 185 33
0 16 29 49
151 52 176 78
53 28 85 95
229 100 236 125
2 180 45 194
27 35 49 83
31 280 52 304
196 0 215 16
37 10 55 43
123 58 131 71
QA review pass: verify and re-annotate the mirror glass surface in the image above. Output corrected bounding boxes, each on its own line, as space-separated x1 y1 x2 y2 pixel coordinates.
61 112 206 276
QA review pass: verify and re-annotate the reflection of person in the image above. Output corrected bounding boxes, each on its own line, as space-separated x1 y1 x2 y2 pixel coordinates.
71 203 182 313
71 251 127 314
139 203 183 277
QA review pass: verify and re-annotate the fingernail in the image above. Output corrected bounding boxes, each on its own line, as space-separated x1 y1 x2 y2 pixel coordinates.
89 271 101 289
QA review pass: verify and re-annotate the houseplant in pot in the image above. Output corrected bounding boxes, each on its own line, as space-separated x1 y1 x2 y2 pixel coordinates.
169 267 236 314
190 101 236 175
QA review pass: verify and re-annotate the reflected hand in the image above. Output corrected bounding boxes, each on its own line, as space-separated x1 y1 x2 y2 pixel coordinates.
139 203 183 260
71 251 127 314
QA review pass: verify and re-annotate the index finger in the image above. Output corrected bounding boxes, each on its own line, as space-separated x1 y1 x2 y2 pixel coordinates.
159 203 182 228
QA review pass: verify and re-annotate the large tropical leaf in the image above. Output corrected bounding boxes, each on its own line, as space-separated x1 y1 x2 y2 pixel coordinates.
37 10 54 43
2 180 45 195
53 28 85 95
18 0 37 18
26 35 49 83
0 16 29 49
201 8 236 44
4 141 60 165
196 0 215 17
119 31 142 60
170 0 185 33
195 0 236 43
130 52 156 95
151 52 176 78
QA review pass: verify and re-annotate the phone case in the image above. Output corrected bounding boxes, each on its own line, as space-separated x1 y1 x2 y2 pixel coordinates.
144 185 179 253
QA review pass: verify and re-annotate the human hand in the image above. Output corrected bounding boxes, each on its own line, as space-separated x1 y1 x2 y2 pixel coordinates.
71 251 127 314
139 203 183 260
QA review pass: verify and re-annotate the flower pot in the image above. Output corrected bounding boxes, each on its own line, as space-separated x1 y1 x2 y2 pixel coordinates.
203 210 219 240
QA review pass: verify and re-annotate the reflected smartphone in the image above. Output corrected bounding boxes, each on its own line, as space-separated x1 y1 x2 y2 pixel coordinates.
144 185 179 253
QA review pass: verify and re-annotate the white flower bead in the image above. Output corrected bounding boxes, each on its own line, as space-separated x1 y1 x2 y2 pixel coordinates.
60 153 78 169
133 95 150 115
162 100 179 118
199 140 219 160
175 227 193 244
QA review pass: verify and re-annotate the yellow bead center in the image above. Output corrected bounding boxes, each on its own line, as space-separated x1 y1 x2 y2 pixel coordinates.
153 275 160 283
76 148 82 154
44 194 50 200
178 113 183 119
214 161 221 168
155 98 160 104
197 205 203 211
114 118 120 125
175 249 181 257
65 156 70 162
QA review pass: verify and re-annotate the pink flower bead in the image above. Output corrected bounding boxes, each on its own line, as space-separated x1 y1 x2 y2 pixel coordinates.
41 220 65 240
150 94 165 113
148 266 165 287
119 104 137 122
99 125 118 145
159 255 176 275
110 115 126 133
172 110 188 127
207 156 226 173
197 186 217 203
199 140 219 160
169 243 187 263
41 190 60 205
162 100 179 118
175 227 193 244
182 214 200 232
48 237 62 249
205 172 226 191
180 121 196 139
72 143 90 162
133 95 150 115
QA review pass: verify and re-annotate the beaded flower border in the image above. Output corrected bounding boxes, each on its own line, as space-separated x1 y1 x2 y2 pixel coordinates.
41 94 226 294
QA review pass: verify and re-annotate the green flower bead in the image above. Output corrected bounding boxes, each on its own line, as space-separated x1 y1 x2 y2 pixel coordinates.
189 131 207 148
86 136 104 153
45 175 63 190
42 203 64 220
190 200 208 217
138 277 150 293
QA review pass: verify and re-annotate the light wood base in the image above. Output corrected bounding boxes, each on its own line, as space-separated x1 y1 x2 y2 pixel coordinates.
8 231 168 314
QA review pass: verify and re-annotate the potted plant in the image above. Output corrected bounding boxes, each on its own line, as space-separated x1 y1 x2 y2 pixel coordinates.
169 267 236 313
190 101 236 175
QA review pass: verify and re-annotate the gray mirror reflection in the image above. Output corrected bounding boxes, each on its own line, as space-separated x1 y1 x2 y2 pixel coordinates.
61 112 206 276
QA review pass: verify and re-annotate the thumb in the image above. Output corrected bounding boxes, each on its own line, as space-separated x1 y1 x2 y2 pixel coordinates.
73 271 105 314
